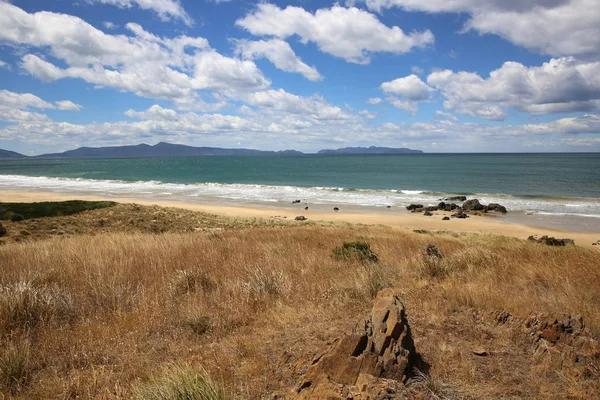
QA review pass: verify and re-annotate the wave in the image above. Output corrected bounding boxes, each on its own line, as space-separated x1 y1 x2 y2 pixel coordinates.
1 174 599 218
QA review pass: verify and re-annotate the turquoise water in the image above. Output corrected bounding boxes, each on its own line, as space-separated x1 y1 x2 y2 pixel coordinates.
1 154 599 231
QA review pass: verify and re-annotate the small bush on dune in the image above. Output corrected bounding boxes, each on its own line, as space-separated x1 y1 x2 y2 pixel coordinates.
0 223 6 237
332 241 379 263
132 362 225 400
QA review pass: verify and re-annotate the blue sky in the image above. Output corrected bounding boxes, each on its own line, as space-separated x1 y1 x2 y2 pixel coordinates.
0 0 599 154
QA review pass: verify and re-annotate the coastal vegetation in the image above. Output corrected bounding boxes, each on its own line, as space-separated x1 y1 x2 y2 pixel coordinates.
0 202 598 398
0 201 116 221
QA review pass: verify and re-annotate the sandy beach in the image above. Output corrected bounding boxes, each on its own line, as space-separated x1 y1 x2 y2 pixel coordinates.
2 189 598 250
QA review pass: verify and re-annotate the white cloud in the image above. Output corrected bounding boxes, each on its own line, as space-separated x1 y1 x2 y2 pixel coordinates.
88 0 193 26
0 90 83 112
380 74 433 101
0 90 55 110
0 60 9 70
367 97 382 105
234 39 322 81
3 109 598 152
427 57 600 120
434 110 458 121
0 106 52 123
236 4 434 64
562 137 600 146
411 66 424 75
380 74 434 115
363 0 600 58
1 3 268 109
103 21 118 29
386 98 419 115
244 89 355 121
55 100 83 112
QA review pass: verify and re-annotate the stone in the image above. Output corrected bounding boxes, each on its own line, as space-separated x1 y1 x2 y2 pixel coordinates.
463 199 484 211
305 207 309 210
295 216 307 221
292 289 422 399
406 204 423 211
485 203 508 213
442 216 450 221
423 210 433 216
292 200 301 204
451 211 469 219
445 196 467 202
333 207 340 211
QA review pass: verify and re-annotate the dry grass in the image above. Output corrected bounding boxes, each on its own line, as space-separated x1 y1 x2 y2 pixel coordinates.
0 205 598 398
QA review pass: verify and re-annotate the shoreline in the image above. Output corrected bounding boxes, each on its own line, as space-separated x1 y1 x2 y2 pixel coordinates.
1 189 599 250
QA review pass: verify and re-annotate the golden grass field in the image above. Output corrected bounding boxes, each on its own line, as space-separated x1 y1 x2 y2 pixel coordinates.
0 202 599 399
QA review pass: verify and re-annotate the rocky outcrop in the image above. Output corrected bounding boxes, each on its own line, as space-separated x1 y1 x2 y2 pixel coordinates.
486 311 600 374
292 289 422 399
406 204 423 211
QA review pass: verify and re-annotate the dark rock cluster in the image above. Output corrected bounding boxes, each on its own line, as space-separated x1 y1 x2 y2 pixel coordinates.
406 198 508 217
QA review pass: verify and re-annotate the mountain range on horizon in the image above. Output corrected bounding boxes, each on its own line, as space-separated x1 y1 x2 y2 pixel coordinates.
0 142 423 159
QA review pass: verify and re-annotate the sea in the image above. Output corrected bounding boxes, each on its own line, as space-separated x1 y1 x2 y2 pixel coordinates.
1 153 599 232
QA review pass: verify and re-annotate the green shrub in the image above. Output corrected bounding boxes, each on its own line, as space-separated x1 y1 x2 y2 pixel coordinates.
0 201 116 221
332 241 378 263
0 223 6 238
10 214 24 222
132 362 225 400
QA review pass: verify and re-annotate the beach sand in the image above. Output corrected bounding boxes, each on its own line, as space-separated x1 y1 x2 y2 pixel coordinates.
1 189 599 249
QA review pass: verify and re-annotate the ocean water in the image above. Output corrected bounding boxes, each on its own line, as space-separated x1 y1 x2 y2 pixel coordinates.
0 153 599 231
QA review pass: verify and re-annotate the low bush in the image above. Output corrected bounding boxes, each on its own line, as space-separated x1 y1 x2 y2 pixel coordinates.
332 241 378 263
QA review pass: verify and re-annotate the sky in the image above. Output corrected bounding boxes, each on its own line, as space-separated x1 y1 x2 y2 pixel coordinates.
0 0 599 154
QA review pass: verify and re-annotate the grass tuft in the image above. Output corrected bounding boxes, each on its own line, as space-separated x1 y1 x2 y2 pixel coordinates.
0 337 32 394
132 362 225 400
0 281 75 333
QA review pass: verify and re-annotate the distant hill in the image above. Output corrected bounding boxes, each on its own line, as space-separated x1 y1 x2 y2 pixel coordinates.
317 146 423 155
37 142 304 158
0 148 27 158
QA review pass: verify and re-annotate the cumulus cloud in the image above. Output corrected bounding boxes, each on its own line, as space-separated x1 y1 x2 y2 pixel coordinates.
381 74 433 101
236 4 434 64
380 74 434 114
0 60 9 70
0 90 83 112
427 58 600 120
88 0 193 26
367 97 382 105
0 3 268 109
362 0 600 58
234 39 322 81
